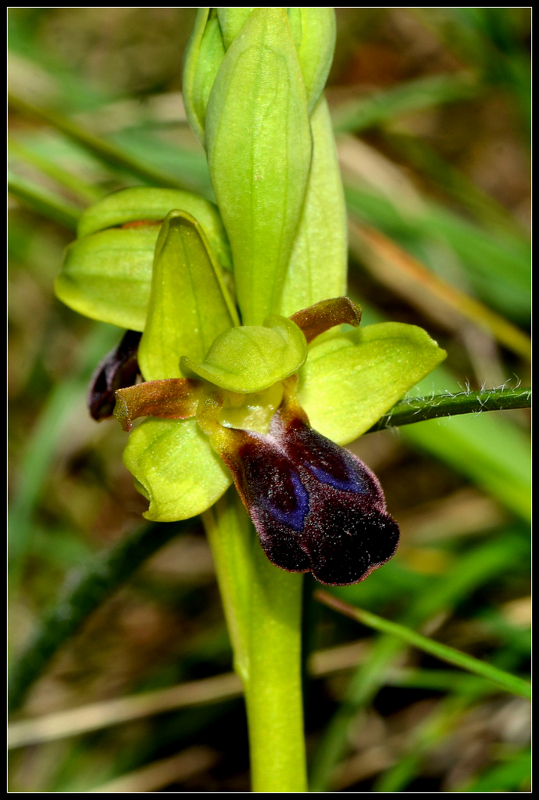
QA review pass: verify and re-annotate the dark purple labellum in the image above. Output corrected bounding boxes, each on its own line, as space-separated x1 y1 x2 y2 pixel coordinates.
218 409 399 586
89 330 142 420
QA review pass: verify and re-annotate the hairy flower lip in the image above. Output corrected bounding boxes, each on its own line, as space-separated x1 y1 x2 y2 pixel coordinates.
209 399 400 586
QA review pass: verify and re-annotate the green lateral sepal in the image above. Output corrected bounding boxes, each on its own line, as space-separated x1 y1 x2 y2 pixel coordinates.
55 188 233 331
56 225 160 331
298 322 447 445
77 187 232 271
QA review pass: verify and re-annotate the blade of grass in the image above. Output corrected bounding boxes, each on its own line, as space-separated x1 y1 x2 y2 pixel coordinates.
348 220 531 359
9 136 104 205
9 92 188 190
331 72 478 135
309 532 528 791
381 131 528 238
8 639 377 748
455 746 531 792
315 591 530 699
8 170 80 231
8 323 118 588
372 637 530 792
343 160 530 322
90 747 219 793
9 672 242 747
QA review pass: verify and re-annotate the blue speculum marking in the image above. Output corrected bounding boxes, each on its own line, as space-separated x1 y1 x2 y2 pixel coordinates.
260 469 310 531
307 464 368 494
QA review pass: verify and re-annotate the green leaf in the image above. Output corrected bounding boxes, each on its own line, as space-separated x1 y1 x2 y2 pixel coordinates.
287 9 336 113
278 95 347 317
205 8 312 325
297 322 447 445
181 315 308 393
77 187 232 271
182 9 226 145
123 418 232 522
317 591 531 699
138 211 238 381
55 226 159 331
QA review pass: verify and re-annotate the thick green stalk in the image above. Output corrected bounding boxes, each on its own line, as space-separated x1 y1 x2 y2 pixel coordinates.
203 491 307 792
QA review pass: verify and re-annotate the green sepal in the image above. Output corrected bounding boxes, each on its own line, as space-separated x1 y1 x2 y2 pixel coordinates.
298 322 447 445
56 189 233 331
182 9 226 145
205 7 312 325
278 95 347 317
56 226 160 331
181 315 308 393
217 8 255 49
138 211 238 381
123 417 232 522
77 187 232 270
287 9 336 113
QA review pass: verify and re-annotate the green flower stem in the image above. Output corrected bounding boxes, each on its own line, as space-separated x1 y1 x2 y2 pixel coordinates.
8 520 193 715
368 386 531 432
203 491 307 792
316 590 531 700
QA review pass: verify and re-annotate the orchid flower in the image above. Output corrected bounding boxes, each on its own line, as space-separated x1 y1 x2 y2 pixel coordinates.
59 204 443 584
55 8 446 790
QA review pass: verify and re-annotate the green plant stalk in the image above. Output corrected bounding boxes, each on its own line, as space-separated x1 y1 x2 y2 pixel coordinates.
203 491 307 792
369 386 531 431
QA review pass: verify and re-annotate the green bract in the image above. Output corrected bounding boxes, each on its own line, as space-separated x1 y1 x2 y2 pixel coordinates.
205 8 312 325
278 95 347 317
182 9 226 145
286 8 336 113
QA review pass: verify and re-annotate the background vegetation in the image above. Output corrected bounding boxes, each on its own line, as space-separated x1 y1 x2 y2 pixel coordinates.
9 8 530 792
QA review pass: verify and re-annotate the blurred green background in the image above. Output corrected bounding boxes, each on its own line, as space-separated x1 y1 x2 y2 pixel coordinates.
8 8 530 792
